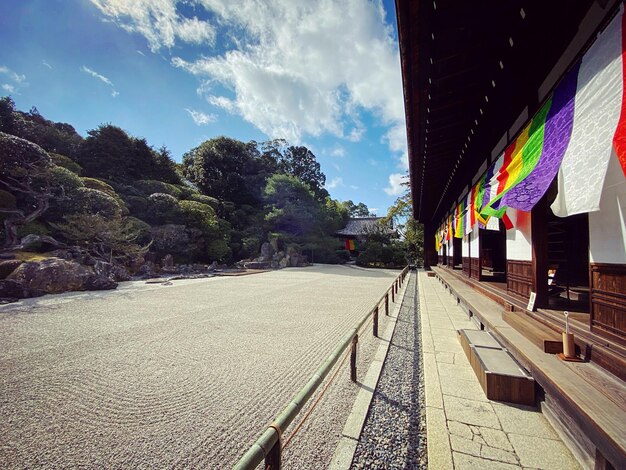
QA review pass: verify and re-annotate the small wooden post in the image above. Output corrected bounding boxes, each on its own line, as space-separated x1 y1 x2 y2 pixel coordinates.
373 306 379 337
391 286 395 303
350 335 358 382
265 439 281 469
385 293 389 316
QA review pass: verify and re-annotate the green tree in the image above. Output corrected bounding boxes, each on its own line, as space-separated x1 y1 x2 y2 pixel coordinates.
382 180 423 264
52 213 150 262
343 200 372 217
264 174 319 236
0 132 76 247
182 137 273 207
261 140 328 200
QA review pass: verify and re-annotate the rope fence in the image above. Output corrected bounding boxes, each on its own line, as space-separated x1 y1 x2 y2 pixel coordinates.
234 265 411 470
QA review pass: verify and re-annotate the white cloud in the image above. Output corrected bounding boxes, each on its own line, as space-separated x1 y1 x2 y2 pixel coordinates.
136 50 145 56
384 173 407 196
185 108 217 125
326 176 344 189
0 66 25 83
2 84 15 93
325 144 346 158
89 0 216 52
80 66 119 97
91 1 410 197
369 207 378 214
42 60 53 69
349 185 359 190
170 0 404 145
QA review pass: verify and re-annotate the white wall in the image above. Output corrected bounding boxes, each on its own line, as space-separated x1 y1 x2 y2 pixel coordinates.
506 208 533 261
589 151 626 264
470 227 479 257
462 234 470 257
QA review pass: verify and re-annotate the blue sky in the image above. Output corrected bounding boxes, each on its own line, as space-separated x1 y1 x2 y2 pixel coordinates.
0 0 408 215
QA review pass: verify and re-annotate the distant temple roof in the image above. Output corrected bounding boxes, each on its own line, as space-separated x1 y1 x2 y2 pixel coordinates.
335 217 395 237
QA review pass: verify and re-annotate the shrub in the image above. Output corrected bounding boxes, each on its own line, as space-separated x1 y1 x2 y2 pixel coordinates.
49 165 84 195
178 200 217 232
145 193 180 224
72 187 122 218
185 193 220 209
81 177 128 215
0 189 16 209
50 153 82 175
123 195 148 218
207 239 231 262
17 221 50 237
135 179 182 199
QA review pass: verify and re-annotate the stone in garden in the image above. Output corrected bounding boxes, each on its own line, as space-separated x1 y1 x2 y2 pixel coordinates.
260 242 273 258
84 275 118 291
0 259 23 279
8 258 93 294
162 254 174 267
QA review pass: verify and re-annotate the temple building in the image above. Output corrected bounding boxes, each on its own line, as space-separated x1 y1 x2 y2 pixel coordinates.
396 0 625 468
335 217 396 253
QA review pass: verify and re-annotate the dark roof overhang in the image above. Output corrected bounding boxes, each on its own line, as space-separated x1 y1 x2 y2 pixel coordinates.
395 0 612 225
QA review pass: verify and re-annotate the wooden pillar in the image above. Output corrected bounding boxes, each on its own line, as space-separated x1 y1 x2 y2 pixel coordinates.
423 222 436 269
531 197 549 309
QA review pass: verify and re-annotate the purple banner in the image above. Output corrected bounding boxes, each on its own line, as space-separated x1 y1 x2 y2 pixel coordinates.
502 62 580 212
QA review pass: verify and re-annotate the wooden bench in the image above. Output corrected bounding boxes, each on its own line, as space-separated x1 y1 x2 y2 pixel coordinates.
458 329 536 406
502 310 563 354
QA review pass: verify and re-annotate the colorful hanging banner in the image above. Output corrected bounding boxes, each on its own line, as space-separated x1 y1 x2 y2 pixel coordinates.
454 199 465 238
614 9 626 177
481 97 552 218
551 9 624 216
502 63 580 211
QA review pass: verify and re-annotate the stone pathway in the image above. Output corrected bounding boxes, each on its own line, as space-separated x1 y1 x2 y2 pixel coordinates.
351 272 427 469
419 271 580 469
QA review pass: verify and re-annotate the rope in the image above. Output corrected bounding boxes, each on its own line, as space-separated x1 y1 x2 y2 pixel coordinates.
281 346 352 451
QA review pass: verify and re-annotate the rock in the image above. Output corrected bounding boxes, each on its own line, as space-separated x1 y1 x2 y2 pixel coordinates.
260 242 274 258
162 254 174 268
84 275 117 291
136 262 158 279
289 254 299 267
243 261 271 270
94 261 131 282
271 261 278 269
297 254 309 267
0 259 23 279
0 253 16 260
161 265 181 274
279 257 289 269
0 279 26 299
7 258 93 294
129 255 145 273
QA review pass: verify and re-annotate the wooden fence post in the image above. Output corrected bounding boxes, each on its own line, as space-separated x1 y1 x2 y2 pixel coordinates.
373 306 379 337
350 335 358 382
385 293 389 316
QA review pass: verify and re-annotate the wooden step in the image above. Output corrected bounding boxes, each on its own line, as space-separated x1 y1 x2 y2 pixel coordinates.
503 310 563 354
470 345 536 406
458 329 501 359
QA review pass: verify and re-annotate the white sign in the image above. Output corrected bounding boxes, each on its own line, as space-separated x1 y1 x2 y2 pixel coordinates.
527 292 537 312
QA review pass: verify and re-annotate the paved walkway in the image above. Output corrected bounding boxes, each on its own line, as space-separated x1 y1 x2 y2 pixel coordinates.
418 271 580 469
0 265 399 468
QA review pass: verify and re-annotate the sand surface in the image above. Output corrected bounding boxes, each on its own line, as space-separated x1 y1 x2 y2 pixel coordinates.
0 265 398 468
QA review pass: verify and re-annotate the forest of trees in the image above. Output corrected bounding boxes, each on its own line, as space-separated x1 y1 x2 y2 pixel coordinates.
0 96 419 290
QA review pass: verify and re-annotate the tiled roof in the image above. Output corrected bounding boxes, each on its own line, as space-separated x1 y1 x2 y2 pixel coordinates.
335 217 395 237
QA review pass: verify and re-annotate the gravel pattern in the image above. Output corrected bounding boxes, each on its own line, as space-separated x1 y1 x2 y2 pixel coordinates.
0 265 400 469
351 272 427 469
